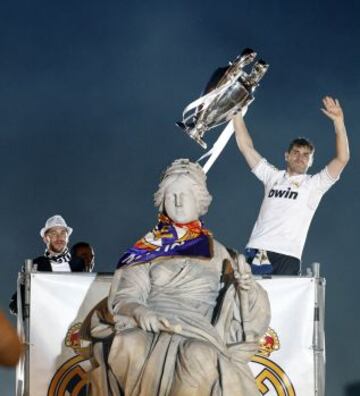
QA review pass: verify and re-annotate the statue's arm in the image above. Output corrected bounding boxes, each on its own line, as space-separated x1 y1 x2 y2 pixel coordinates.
109 264 151 318
233 255 271 339
108 264 175 333
215 245 271 343
246 281 271 339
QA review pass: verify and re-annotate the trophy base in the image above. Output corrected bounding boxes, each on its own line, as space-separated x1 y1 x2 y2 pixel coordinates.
176 121 207 149
186 129 207 149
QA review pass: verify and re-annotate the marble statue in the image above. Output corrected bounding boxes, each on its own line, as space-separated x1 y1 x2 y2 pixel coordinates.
89 159 271 396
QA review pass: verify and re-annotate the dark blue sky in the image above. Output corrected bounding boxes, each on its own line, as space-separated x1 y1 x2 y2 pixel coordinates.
0 1 359 394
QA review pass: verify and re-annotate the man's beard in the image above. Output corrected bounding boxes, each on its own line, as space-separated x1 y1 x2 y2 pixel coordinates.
48 242 67 255
288 162 308 175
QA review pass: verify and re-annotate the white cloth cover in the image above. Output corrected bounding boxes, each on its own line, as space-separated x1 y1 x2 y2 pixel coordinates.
25 272 321 396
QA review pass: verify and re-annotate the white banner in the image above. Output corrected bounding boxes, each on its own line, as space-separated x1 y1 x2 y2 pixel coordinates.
25 273 322 396
249 278 317 396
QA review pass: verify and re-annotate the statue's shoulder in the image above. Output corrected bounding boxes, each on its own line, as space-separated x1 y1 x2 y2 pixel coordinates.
211 239 233 261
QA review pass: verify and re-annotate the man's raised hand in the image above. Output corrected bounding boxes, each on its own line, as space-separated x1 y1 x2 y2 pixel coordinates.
321 96 344 123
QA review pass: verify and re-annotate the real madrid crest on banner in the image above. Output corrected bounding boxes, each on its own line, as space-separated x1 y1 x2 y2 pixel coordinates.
48 323 296 396
48 323 91 396
252 328 296 396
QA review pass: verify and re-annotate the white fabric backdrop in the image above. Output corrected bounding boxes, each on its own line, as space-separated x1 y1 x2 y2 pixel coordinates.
25 273 320 396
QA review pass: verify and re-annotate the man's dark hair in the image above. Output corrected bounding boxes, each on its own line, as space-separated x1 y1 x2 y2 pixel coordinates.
70 242 92 257
287 137 315 153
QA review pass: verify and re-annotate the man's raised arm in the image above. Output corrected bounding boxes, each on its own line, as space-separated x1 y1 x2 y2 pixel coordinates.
233 112 262 169
321 96 350 179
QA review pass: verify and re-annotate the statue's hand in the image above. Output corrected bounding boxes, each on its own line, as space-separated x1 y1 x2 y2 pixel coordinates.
234 271 254 291
133 306 173 333
234 255 254 291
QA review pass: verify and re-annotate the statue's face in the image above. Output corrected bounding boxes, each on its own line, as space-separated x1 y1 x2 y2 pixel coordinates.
164 177 200 224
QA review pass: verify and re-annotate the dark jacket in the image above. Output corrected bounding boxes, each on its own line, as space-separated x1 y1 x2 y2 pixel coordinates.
31 255 86 272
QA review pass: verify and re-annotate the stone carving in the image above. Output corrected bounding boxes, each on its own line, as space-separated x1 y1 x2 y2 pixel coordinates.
88 159 271 396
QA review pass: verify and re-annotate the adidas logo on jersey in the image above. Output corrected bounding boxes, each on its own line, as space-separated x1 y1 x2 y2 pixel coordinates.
268 187 298 200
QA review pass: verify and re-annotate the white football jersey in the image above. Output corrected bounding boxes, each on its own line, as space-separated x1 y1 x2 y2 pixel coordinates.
247 159 338 259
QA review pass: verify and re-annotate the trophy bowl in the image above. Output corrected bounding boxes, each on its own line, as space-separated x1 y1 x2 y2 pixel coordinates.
177 48 269 149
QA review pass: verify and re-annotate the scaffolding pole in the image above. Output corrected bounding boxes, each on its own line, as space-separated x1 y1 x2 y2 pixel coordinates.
23 259 32 396
312 262 326 396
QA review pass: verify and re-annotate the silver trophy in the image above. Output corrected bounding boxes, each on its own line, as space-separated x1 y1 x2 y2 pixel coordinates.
177 48 269 149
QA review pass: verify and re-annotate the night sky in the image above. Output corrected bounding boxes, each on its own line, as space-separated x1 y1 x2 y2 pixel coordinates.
0 1 359 395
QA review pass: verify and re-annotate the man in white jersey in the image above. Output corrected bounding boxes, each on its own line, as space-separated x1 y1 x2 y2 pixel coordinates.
233 96 350 275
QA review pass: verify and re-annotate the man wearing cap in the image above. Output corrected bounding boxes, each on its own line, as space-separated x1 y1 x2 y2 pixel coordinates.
37 215 85 272
9 215 86 314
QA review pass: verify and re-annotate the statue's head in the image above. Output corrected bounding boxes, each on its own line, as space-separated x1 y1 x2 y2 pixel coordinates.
154 159 212 223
